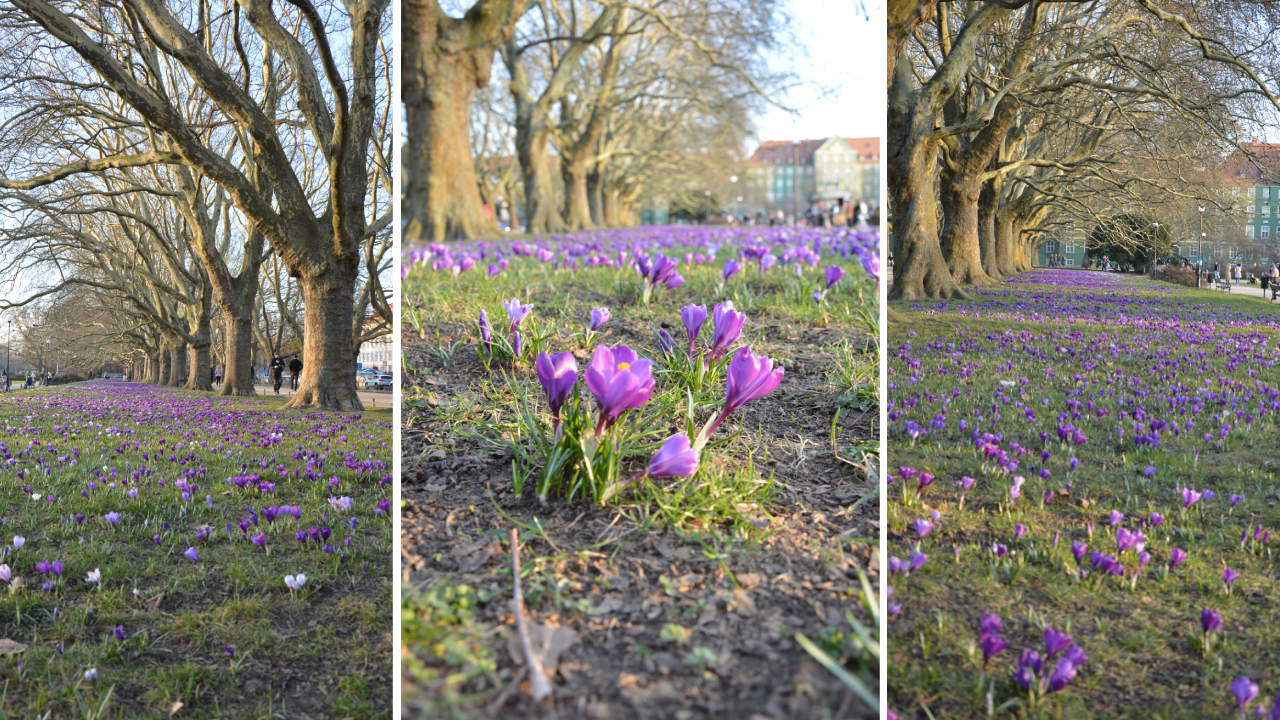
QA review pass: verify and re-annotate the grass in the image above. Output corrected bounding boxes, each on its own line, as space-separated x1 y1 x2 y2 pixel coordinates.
888 271 1280 719
0 381 393 718
401 242 876 714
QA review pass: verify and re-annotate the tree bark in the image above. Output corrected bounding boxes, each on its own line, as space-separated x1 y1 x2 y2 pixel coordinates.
403 0 526 242
284 266 362 411
158 348 172 386
219 303 257 397
978 176 1003 280
939 170 993 286
168 338 187 388
587 169 604 226
514 120 565 233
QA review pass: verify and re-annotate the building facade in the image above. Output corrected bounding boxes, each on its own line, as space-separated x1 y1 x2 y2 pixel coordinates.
1192 143 1280 265
742 137 879 217
1037 225 1088 266
357 333 393 371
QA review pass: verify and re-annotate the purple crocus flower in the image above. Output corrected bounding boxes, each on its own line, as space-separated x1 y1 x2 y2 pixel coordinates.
251 534 266 549
708 302 746 360
859 251 879 280
584 345 655 432
478 311 493 344
645 434 700 479
1047 657 1077 693
1224 566 1240 591
980 633 1008 666
1182 487 1202 507
722 259 740 280
657 328 674 354
513 331 522 356
1169 547 1188 569
104 512 121 526
1107 509 1123 527
503 298 532 334
701 347 784 439
980 611 1003 636
680 305 708 354
824 265 846 289
1148 512 1164 527
1071 541 1088 564
908 551 927 572
1044 627 1072 657
1235 677 1260 710
224 644 235 659
184 547 200 563
535 351 578 429
590 307 610 331
1231 494 1245 507
913 519 933 540
1013 523 1027 540
1201 607 1223 634
114 626 124 641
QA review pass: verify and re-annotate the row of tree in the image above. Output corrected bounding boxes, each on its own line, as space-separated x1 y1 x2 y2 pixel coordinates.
888 0 1280 301
0 0 393 409
406 0 791 241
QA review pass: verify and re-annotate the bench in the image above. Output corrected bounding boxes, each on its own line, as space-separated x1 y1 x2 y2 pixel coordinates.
1215 278 1232 292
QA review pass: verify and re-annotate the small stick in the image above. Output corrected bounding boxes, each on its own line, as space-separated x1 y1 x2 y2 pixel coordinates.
510 528 553 703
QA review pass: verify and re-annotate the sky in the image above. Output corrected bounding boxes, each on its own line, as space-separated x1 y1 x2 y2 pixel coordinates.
751 0 884 145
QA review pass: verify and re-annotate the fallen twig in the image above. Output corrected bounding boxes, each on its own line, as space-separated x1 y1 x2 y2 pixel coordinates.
509 528 553 703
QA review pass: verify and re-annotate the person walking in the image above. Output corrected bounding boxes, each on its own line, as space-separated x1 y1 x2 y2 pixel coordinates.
214 366 222 386
270 353 285 395
288 356 303 392
1234 263 1242 285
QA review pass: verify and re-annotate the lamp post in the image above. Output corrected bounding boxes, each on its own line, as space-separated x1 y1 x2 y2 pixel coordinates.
4 319 9 392
1198 205 1206 287
730 175 738 222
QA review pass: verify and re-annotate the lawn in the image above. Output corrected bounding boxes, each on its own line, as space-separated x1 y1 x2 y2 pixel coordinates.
888 269 1280 719
0 381 393 718
400 226 879 719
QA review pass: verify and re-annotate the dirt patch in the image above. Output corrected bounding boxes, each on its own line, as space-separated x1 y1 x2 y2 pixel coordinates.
401 318 877 720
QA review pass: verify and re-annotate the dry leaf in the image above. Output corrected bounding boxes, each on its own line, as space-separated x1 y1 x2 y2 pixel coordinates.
145 593 165 612
7 576 24 593
0 638 27 655
506 622 578 675
169 701 184 716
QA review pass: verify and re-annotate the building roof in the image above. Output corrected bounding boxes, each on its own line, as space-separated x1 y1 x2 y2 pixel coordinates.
746 137 880 166
1221 143 1280 184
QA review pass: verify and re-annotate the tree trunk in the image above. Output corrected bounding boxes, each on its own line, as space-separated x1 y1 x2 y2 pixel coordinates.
587 169 603 225
562 154 594 231
219 303 257 397
187 342 212 392
515 121 565 234
282 267 363 411
603 189 620 226
939 170 993 286
168 339 187 388
978 177 1003 280
995 215 1018 276
403 0 524 242
158 348 172 386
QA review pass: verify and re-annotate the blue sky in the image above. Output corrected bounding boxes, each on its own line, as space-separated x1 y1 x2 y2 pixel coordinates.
752 0 884 143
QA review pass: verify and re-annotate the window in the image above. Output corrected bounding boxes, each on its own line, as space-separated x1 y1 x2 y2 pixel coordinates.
1249 187 1257 198
1065 242 1076 254
1265 187 1272 200
1044 240 1056 253
1065 258 1075 267
1264 225 1271 238
1249 206 1256 215
1233 188 1241 196
1215 246 1224 257
1187 246 1198 257
1247 227 1255 238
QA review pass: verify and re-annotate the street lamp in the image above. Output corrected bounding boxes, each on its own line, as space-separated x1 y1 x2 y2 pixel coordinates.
730 175 738 221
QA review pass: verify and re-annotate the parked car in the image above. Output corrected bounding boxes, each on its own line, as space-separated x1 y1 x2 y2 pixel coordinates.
360 373 393 390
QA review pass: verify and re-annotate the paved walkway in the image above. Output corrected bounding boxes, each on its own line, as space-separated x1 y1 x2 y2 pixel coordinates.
252 383 392 408
1190 279 1278 303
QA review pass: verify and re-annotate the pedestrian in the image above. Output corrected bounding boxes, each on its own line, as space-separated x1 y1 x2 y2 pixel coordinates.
2 371 8 393
1234 263 1242 285
270 353 285 395
214 366 222 386
288 356 303 392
